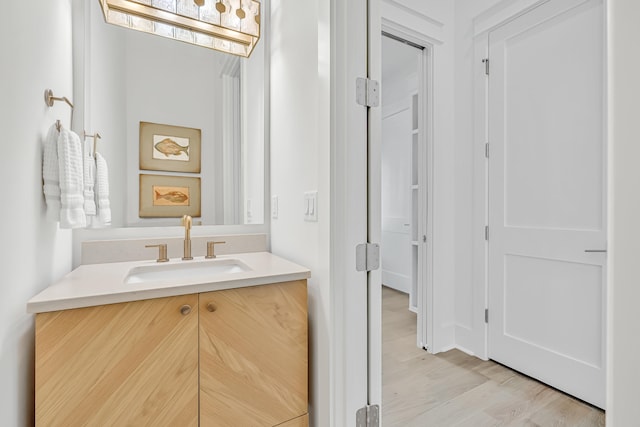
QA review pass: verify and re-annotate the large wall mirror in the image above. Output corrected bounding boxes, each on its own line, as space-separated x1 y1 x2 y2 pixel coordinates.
73 0 267 227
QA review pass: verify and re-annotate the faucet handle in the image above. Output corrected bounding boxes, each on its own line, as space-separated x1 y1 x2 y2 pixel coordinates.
205 241 226 259
145 244 169 263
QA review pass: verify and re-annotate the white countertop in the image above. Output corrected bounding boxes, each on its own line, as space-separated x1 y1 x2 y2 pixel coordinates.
27 252 311 313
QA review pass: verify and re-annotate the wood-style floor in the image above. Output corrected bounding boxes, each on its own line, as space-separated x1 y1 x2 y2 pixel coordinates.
382 286 605 427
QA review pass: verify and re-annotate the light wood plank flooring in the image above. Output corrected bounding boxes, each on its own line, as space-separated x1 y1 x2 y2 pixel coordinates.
382 286 605 426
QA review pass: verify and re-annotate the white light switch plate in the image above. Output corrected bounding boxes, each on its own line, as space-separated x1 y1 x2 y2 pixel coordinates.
304 191 318 222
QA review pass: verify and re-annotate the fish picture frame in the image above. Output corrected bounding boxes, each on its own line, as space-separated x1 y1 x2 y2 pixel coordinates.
139 174 201 218
139 122 201 173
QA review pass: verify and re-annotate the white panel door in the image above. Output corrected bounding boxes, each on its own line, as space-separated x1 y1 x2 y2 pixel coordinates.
488 0 606 408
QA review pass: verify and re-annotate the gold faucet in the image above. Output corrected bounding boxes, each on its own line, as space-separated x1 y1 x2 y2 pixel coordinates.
181 215 193 260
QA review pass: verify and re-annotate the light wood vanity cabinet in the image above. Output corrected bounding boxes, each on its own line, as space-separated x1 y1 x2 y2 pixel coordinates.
35 280 308 427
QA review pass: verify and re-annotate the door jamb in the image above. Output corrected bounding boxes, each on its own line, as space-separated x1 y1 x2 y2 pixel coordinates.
330 0 370 424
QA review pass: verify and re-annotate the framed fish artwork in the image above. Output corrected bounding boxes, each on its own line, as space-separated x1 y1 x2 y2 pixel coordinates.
139 174 201 218
139 122 201 173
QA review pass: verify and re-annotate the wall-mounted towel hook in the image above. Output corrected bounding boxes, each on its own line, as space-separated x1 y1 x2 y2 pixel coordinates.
83 131 102 158
44 89 74 131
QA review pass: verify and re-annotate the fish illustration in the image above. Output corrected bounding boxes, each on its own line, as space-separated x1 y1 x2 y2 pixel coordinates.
154 138 189 157
154 190 189 203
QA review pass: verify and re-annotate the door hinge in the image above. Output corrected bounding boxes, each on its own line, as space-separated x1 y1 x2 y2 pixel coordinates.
356 243 380 272
485 225 489 241
356 404 380 427
485 308 489 323
356 77 380 107
482 58 489 75
485 142 489 158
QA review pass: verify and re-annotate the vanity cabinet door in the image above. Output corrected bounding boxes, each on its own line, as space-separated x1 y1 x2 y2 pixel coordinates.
199 280 308 426
35 294 199 427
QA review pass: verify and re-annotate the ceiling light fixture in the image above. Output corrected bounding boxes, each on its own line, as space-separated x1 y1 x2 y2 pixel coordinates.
98 0 260 57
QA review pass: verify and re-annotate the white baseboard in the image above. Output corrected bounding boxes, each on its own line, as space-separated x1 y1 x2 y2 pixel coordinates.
382 270 410 294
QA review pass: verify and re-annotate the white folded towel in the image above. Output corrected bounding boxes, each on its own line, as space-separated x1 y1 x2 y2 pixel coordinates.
43 124 61 221
93 152 111 227
58 128 86 229
83 139 97 218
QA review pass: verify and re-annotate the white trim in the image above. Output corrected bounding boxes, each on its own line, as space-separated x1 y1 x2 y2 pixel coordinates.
381 17 443 46
473 0 596 37
436 344 457 354
607 1 639 422
262 0 271 244
368 0 384 410
382 0 444 28
473 0 549 37
222 74 242 224
219 55 240 77
420 43 434 353
330 0 369 424
468 34 489 360
382 270 411 294
455 344 484 359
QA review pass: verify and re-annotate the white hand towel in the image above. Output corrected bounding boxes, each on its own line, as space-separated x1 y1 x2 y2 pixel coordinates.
83 139 97 217
58 128 86 229
42 124 61 222
94 152 111 227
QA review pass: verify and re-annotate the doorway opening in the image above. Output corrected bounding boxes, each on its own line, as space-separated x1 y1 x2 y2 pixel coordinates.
380 30 430 347
379 30 432 420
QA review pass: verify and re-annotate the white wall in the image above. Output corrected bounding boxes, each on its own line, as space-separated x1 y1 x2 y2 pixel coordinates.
0 1 74 424
270 0 331 425
607 1 640 424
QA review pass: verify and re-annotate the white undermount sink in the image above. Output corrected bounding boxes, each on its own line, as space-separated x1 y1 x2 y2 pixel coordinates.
124 258 250 285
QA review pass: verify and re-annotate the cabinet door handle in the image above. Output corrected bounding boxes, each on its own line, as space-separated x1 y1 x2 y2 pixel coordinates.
206 303 216 313
180 304 192 316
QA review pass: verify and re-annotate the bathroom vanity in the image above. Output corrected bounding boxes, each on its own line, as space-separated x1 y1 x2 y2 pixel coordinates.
28 252 310 426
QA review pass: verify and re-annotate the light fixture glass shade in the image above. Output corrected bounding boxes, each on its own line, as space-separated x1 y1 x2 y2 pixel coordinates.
99 0 260 57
